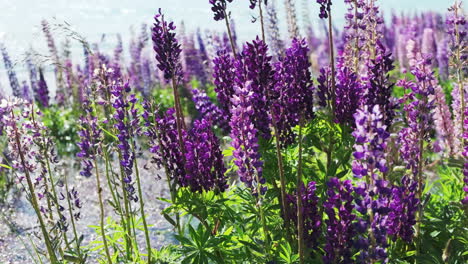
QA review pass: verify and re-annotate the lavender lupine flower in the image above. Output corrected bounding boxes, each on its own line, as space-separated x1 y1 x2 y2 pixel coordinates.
152 9 183 83
230 82 266 195
36 68 50 108
191 88 228 131
387 176 419 242
316 0 332 19
185 118 228 193
352 105 389 179
273 38 314 145
323 178 356 264
182 34 208 84
431 84 455 154
286 181 321 246
110 82 140 202
436 36 449 80
213 50 236 119
284 0 300 38
421 28 436 58
76 102 103 177
41 19 65 103
265 1 284 58
462 107 468 205
129 24 149 94
234 37 273 139
452 83 468 154
114 34 124 63
209 0 234 21
0 44 21 97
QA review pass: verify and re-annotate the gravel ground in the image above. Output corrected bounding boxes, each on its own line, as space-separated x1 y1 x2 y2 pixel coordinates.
0 160 175 264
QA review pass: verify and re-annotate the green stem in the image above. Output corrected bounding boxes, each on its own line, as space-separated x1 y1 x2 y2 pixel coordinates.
297 115 305 264
94 159 113 264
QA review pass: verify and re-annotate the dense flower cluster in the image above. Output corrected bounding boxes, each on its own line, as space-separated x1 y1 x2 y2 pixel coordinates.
335 66 362 126
212 50 236 118
234 37 273 139
36 69 50 108
152 9 183 82
230 82 265 195
273 38 314 145
316 0 332 19
185 118 228 192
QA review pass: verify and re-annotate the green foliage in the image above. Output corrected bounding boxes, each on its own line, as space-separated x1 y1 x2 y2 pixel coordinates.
42 105 80 155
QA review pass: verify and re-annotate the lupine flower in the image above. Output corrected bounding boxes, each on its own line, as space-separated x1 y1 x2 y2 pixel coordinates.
152 9 183 83
335 66 362 126
0 44 21 97
41 19 65 103
25 53 38 94
451 83 468 154
286 181 321 246
213 50 236 119
129 23 149 94
436 36 449 80
323 177 356 264
431 84 455 154
191 88 228 131
421 28 436 57
352 105 389 179
284 0 300 38
185 118 228 192
365 42 397 128
273 38 314 145
462 107 468 205
110 81 140 202
248 0 267 9
234 37 273 139
316 0 332 19
182 33 208 84
230 82 266 195
209 0 234 21
387 176 419 241
76 102 103 177
265 1 284 58
316 67 332 108
114 34 124 63
36 68 50 107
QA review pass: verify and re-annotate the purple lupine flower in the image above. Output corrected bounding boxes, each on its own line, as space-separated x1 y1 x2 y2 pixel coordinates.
76 102 103 178
213 50 236 119
323 177 356 264
185 118 228 193
286 181 321 246
129 23 149 94
36 68 50 108
352 105 390 179
152 9 183 83
191 88 228 131
436 36 449 80
451 83 468 154
421 28 436 57
316 0 332 19
273 38 314 145
316 66 332 108
230 82 266 195
431 84 455 154
114 34 124 63
110 81 140 202
234 37 273 139
265 1 284 58
182 34 208 85
365 42 397 128
387 176 419 242
0 44 21 97
209 0 234 21
248 0 267 9
335 66 363 126
21 81 31 102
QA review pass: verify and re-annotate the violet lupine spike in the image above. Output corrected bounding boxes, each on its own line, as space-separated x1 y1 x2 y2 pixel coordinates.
76 102 103 178
182 34 208 85
436 36 449 81
209 0 234 21
184 118 228 193
191 88 229 131
431 84 455 154
21 81 31 102
249 0 267 9
230 82 266 195
316 66 332 108
0 44 21 97
114 34 124 63
273 38 314 145
234 37 273 139
152 9 183 83
352 105 390 179
110 81 140 202
421 28 436 58
335 66 363 126
451 83 468 154
36 68 50 108
387 176 419 242
323 178 356 264
265 1 284 58
213 49 236 119
25 52 38 96
129 23 149 94
365 42 397 128
285 181 321 246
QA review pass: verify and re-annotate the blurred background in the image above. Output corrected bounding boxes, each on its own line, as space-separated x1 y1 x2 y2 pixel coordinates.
0 0 449 95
